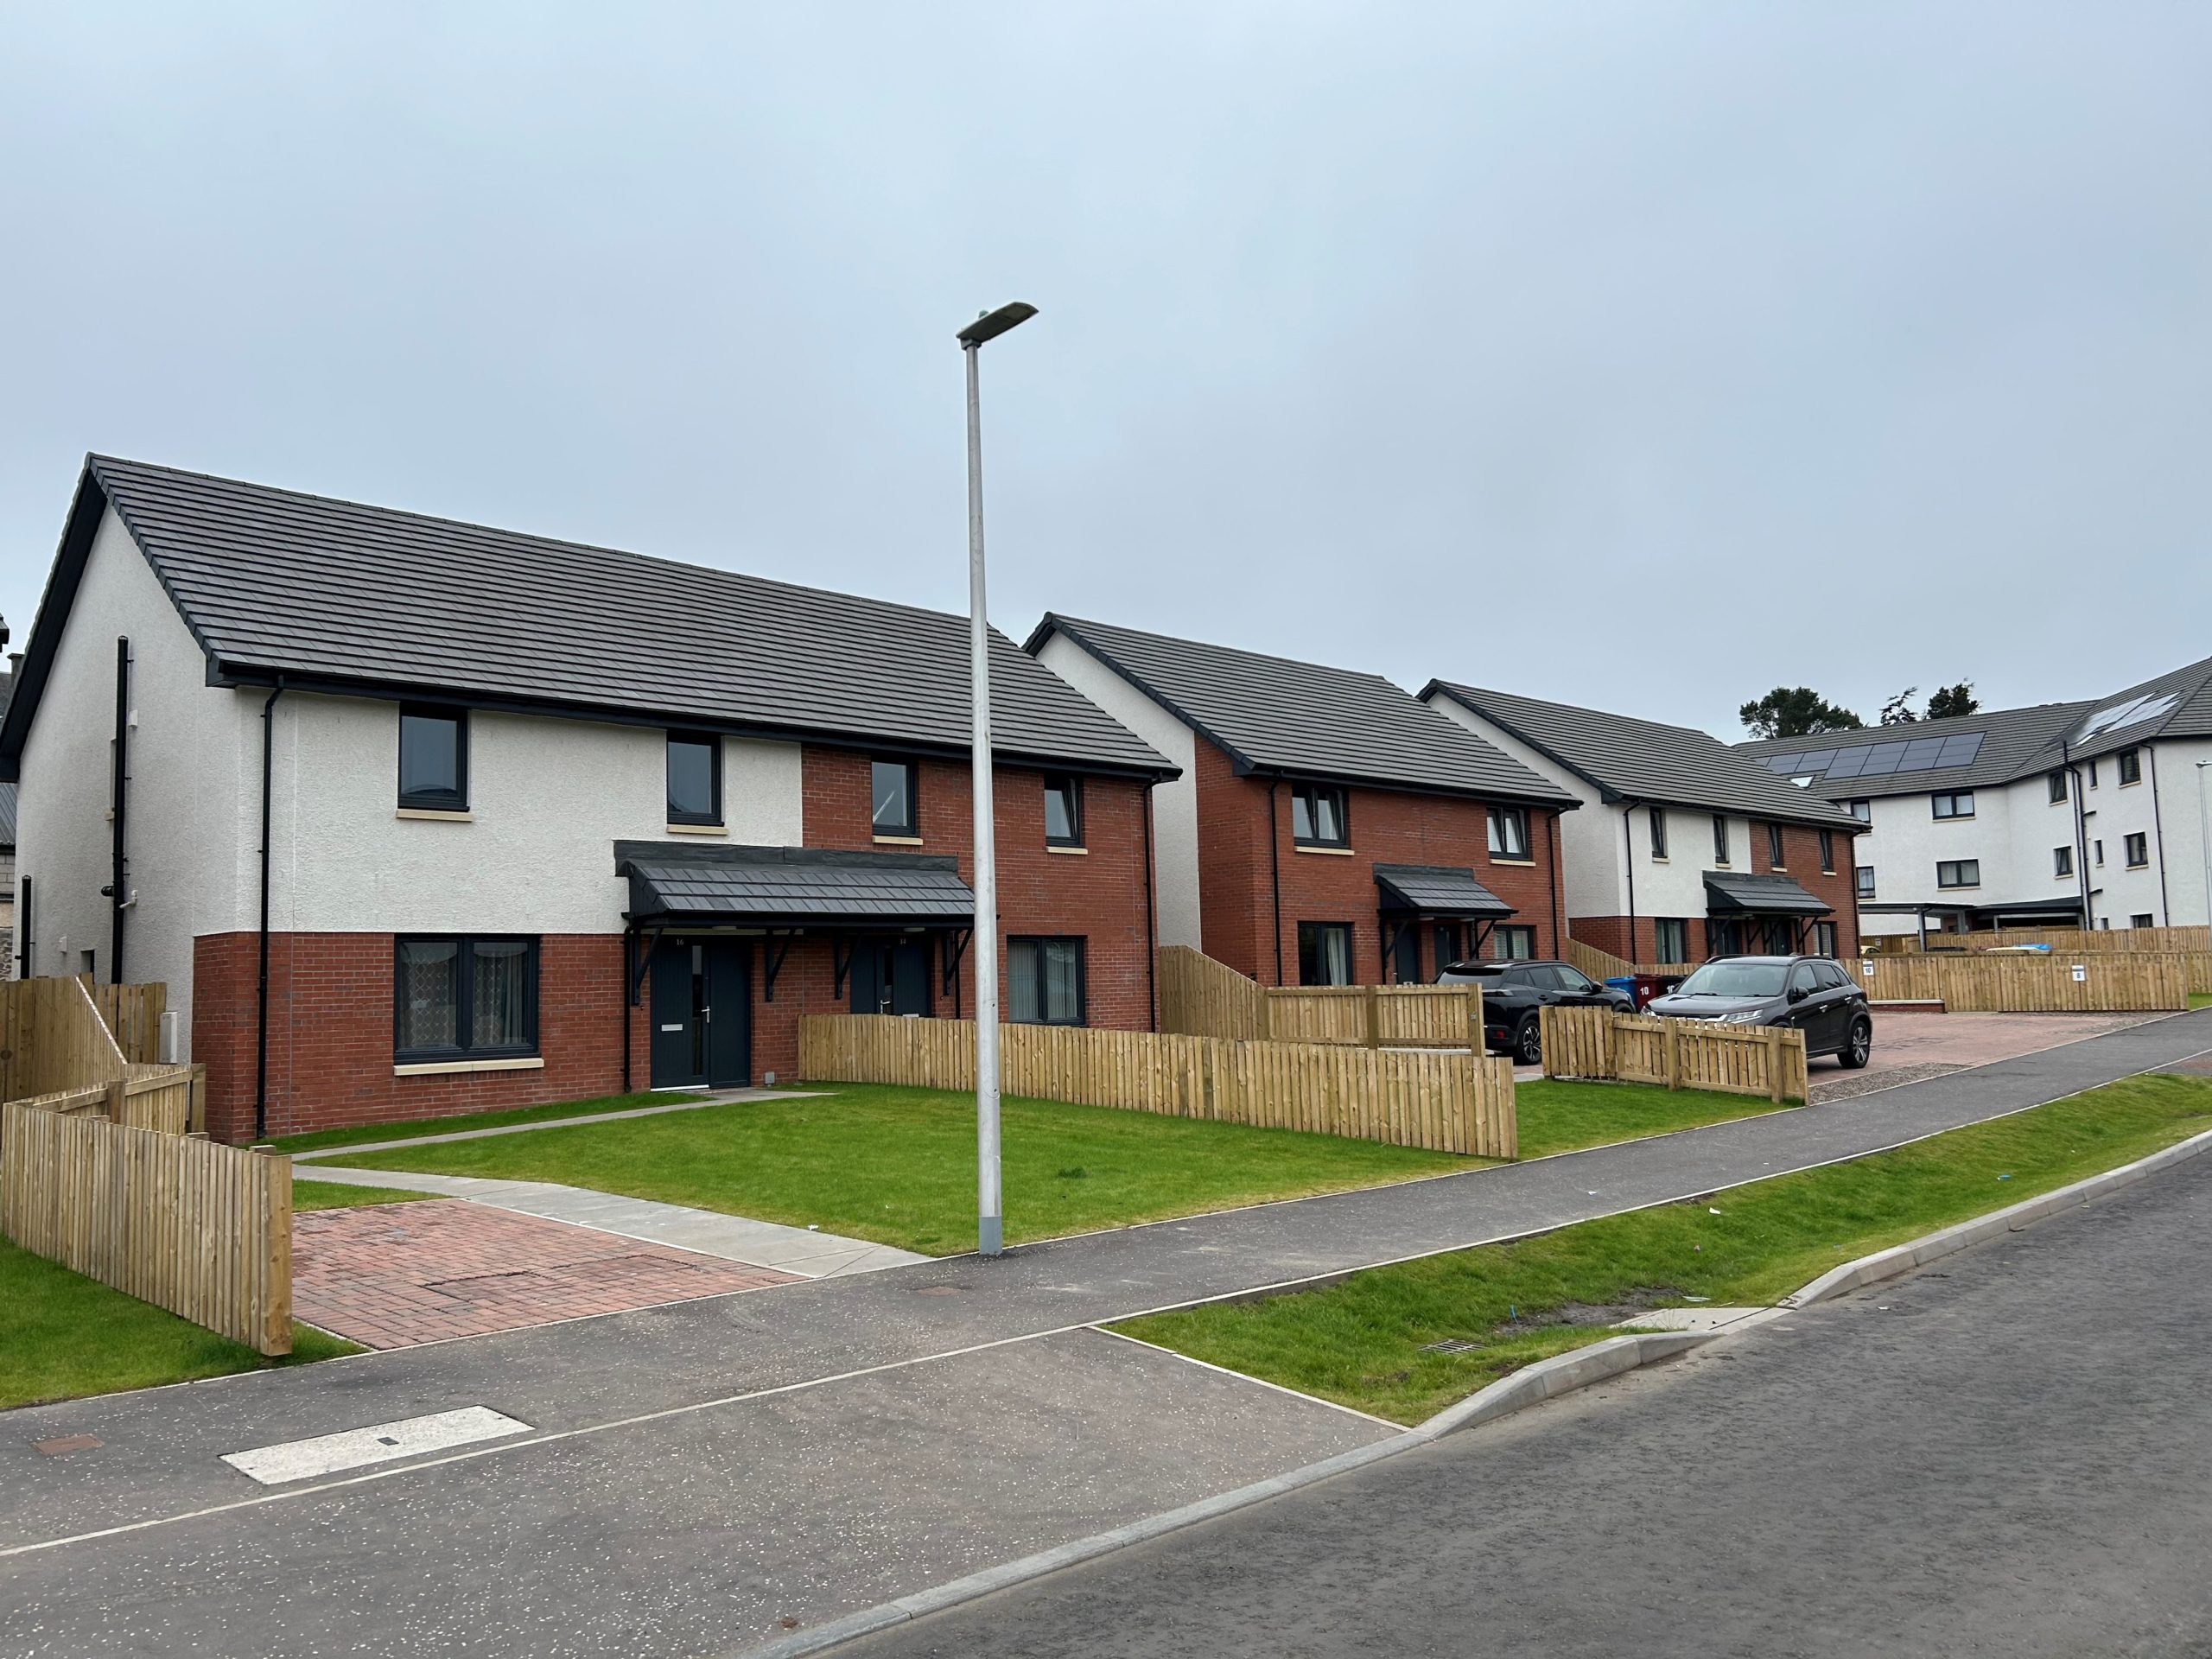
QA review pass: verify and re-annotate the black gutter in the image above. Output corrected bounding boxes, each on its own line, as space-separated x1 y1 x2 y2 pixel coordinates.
254 679 284 1141
109 637 129 982
1142 784 1159 1031
1268 779 1285 986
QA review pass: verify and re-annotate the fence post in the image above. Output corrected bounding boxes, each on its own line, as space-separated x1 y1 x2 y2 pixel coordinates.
105 1077 127 1122
1663 1018 1681 1091
1465 985 1483 1056
1765 1027 1783 1103
1363 986 1382 1050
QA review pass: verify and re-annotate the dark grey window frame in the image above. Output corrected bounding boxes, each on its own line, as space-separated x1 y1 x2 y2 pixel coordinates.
2048 770 2069 803
397 703 469 811
1936 859 1980 889
2118 747 2143 785
1648 807 1669 859
2053 844 2074 878
1043 773 1084 848
393 934 540 1063
1767 823 1786 868
1654 916 1690 963
871 758 919 837
1819 829 1835 873
1007 935 1087 1026
1856 865 1877 899
1297 921 1356 985
1930 791 1975 820
1291 783 1351 849
1713 814 1731 865
2125 831 2149 868
2131 912 2156 928
1848 799 1872 823
1487 804 1530 861
1491 924 1537 961
665 730 722 826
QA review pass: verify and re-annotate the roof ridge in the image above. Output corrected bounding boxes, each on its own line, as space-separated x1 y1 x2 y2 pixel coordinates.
1045 612 1409 692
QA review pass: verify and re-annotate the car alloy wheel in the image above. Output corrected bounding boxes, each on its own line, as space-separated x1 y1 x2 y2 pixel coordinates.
1516 1016 1542 1066
1840 1018 1872 1070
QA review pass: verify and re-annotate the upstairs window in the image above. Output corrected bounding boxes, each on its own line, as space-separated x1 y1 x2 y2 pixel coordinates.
1847 799 1872 823
1043 774 1084 847
1292 783 1349 849
1767 823 1786 868
1712 815 1731 866
666 733 721 825
397 705 467 811
1819 830 1836 874
1936 859 1980 889
1487 805 1530 860
2053 844 2074 878
871 759 918 838
1648 807 1669 859
2125 832 2149 868
2118 747 2143 785
2048 770 2069 804
2094 838 2106 866
1930 791 1975 819
1856 866 1877 899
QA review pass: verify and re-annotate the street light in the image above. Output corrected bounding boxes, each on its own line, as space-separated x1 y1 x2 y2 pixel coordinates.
960 301 1035 1258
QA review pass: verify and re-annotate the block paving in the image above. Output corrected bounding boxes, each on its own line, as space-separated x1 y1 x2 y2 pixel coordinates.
293 1199 798 1349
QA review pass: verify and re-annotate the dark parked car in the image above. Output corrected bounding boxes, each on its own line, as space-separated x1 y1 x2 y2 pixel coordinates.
1644 955 1872 1067
1436 958 1633 1064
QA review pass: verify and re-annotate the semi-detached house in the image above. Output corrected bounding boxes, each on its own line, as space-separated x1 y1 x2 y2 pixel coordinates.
0 457 1176 1142
1027 616 1580 985
1422 683 1864 963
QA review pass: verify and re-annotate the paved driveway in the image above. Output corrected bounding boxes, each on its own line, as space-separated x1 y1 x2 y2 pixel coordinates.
1812 1008 2159 1101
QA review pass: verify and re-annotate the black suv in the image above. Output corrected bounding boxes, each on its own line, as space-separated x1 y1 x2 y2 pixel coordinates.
1436 958 1633 1064
1643 955 1872 1067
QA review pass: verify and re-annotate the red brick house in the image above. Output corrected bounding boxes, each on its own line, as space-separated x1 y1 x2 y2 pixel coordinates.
1 456 1175 1142
1028 616 1580 986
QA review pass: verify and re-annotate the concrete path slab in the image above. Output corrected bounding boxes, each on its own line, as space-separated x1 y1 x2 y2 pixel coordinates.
300 1166 931 1279
289 1085 824 1162
1614 1305 1765 1332
294 1201 800 1347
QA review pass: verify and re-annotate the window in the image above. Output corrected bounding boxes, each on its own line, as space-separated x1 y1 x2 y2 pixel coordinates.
1766 823 1786 868
1819 830 1836 874
1297 922 1354 986
2089 760 2099 788
2131 912 2156 929
2053 845 2074 878
666 733 721 825
1486 805 1529 860
1930 791 1975 820
1847 799 1871 823
1654 917 1689 963
1648 807 1669 860
1813 921 1839 959
1856 866 1877 899
1936 859 1980 889
871 759 918 837
1291 783 1349 849
1007 937 1085 1025
394 937 537 1061
397 705 467 810
2048 770 2069 803
1712 815 1731 865
1491 925 1536 961
2118 747 2142 785
1043 774 1084 847
2125 832 2149 868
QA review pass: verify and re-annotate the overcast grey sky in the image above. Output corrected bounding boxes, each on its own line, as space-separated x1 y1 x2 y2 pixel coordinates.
3 3 2206 737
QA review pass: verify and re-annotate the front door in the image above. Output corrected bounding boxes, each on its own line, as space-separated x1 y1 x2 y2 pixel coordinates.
850 936 932 1016
649 937 752 1088
1390 924 1423 984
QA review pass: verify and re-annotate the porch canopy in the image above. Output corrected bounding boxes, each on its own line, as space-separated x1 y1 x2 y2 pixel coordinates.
1703 870 1831 916
617 842 974 929
1374 863 1514 920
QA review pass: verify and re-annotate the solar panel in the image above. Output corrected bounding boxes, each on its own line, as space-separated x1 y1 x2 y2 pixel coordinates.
1795 748 1837 772
1764 753 1804 773
1898 738 1946 770
1825 747 1870 779
1935 733 1984 767
1855 742 1906 776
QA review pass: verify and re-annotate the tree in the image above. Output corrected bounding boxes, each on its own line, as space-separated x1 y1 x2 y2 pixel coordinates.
1925 681 1979 720
1879 687 1921 726
1738 687 1866 741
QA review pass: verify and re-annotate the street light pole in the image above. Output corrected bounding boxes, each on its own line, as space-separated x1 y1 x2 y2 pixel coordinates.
957 301 1036 1259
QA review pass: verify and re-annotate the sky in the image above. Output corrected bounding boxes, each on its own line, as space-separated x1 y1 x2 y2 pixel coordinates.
3 3 2207 739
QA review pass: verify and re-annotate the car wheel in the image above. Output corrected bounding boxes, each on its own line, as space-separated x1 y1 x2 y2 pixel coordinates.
1515 1015 1543 1066
1838 1017 1872 1070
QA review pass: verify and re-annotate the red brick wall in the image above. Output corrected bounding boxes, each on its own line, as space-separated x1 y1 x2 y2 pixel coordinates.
1188 737 1567 987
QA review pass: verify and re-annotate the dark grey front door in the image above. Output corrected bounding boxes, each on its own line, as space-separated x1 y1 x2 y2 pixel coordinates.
650 938 751 1088
850 936 932 1016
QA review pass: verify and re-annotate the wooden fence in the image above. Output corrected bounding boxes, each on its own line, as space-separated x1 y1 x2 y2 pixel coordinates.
1540 1006 1808 1103
799 1014 1516 1158
1850 952 2188 1013
0 976 130 1103
1158 945 1482 1048
1561 937 1693 983
1 1102 292 1354
87 982 167 1063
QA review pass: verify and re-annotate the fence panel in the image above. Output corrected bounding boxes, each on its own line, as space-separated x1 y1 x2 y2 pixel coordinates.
1 1103 291 1354
1562 937 1693 982
1850 953 2187 1012
87 982 167 1064
1541 1007 1807 1103
1158 946 1267 1041
0 977 130 1104
798 1014 1516 1158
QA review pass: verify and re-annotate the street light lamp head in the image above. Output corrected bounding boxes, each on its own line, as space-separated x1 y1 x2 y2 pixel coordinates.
957 302 1039 348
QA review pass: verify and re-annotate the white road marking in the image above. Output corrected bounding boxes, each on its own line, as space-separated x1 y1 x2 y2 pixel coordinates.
221 1407 533 1485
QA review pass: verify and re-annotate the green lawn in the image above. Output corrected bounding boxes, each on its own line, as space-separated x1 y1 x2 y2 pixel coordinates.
0 1236 359 1413
1515 1077 1786 1158
1113 1071 2212 1425
270 1090 707 1155
2190 992 2212 1010
295 1180 429 1211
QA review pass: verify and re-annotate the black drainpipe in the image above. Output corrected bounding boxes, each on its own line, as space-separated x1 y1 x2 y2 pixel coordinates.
1544 808 1562 957
254 680 285 1141
1267 778 1285 985
2064 741 2092 929
109 637 130 982
620 925 634 1093
1141 783 1159 1030
2148 745 2175 925
1619 800 1638 962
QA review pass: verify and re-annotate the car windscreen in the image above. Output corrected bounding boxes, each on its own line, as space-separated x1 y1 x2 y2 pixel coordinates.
1672 961 1789 998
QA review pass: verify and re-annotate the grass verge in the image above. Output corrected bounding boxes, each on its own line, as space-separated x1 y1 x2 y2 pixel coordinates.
1 1237 359 1413
1111 1071 2212 1425
270 1090 707 1155
1514 1077 1785 1158
295 1180 430 1211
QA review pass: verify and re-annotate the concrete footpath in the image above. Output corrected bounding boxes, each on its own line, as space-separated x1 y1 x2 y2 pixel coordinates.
2 1011 2207 1655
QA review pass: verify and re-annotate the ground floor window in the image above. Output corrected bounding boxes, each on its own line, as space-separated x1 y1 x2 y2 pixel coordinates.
1298 921 1354 985
1813 920 1838 957
1936 859 1980 889
1707 918 1743 957
1491 925 1536 961
2131 912 2156 929
1653 917 1689 963
1007 937 1085 1025
395 936 538 1061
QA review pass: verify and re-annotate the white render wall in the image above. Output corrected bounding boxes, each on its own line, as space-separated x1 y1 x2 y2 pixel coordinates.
2154 738 2212 927
1034 631 1200 948
1423 695 1621 917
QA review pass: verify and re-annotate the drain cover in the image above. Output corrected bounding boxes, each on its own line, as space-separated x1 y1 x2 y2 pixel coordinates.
1419 1338 1482 1355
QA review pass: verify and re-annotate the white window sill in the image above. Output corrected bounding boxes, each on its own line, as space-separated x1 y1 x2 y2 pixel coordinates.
1046 845 1089 855
394 1056 545 1077
1488 856 1535 867
1294 844 1356 856
396 808 473 823
1649 856 1670 864
874 834 924 846
664 823 728 836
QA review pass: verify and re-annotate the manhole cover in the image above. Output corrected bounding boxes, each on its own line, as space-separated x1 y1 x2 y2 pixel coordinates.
1419 1338 1481 1355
